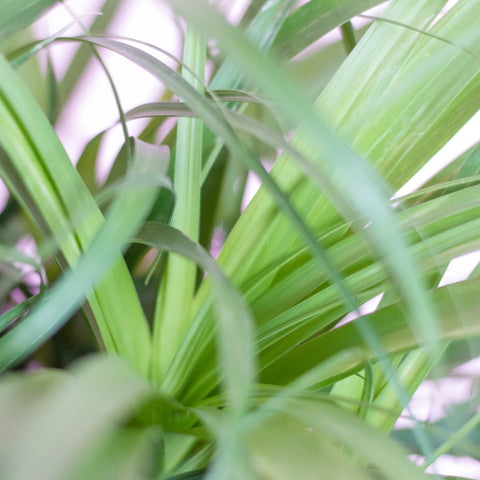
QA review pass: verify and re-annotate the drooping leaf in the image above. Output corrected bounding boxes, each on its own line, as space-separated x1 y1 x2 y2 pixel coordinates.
0 51 155 374
134 221 255 418
0 139 167 372
62 34 361 379
58 0 122 104
164 0 445 358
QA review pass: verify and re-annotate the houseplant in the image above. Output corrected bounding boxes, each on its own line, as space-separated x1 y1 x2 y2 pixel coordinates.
1 0 480 478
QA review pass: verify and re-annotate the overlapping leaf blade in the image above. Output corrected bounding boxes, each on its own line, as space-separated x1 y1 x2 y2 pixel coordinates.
0 52 156 374
0 136 166 372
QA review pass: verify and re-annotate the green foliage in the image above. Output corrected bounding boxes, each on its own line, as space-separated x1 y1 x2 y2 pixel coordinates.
0 0 480 478
0 0 56 43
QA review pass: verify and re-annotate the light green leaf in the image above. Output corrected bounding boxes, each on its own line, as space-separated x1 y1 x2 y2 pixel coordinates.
165 0 442 356
0 355 155 480
261 279 480 387
152 24 206 382
0 52 154 374
0 0 56 44
247 396 428 480
272 0 382 59
0 139 166 372
8 21 77 69
64 34 361 387
134 222 255 418
75 133 104 195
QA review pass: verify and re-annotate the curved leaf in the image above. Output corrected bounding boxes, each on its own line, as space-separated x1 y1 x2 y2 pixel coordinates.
134 222 255 418
0 139 166 372
272 0 382 59
0 52 154 374
261 279 480 386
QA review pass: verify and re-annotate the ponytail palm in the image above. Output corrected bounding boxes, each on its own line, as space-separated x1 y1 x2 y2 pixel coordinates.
0 0 479 478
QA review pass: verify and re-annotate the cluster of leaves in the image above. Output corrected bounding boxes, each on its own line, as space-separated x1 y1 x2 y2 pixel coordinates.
1 0 480 479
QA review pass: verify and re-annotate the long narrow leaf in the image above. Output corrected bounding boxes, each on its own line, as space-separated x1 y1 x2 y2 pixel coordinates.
0 52 154 374
153 25 206 381
0 139 165 372
272 0 383 59
261 279 480 386
134 222 255 418
60 34 361 382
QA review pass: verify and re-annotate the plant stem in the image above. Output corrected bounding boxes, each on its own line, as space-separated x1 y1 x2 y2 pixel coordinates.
152 24 205 385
